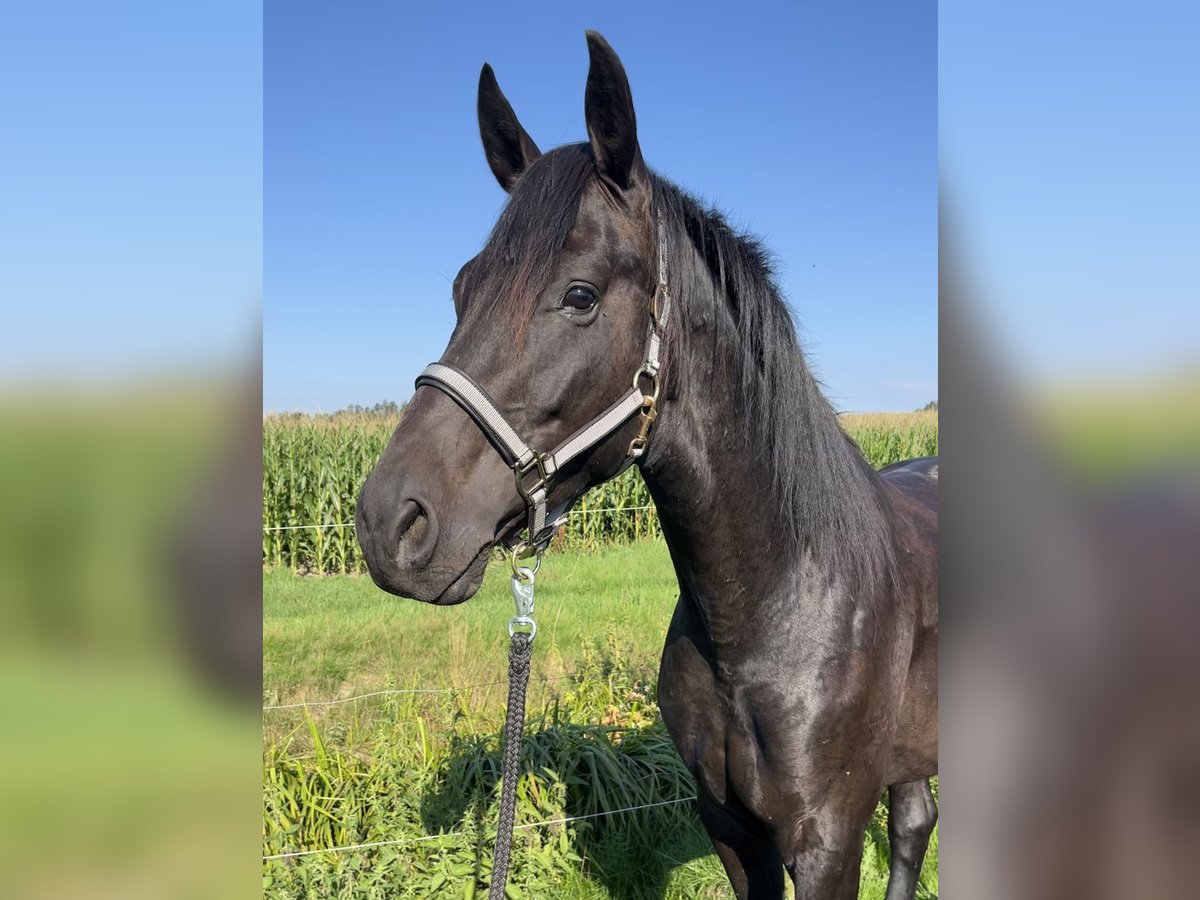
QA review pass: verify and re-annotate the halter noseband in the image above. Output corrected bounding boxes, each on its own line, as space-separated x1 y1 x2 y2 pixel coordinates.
414 220 671 554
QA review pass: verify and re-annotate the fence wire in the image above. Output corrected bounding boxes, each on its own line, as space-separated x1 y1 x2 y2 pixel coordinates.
263 504 657 709
262 505 655 533
262 502 682 865
264 674 580 712
263 796 698 861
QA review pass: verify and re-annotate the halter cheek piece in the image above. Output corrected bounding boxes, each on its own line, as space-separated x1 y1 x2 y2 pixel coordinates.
414 220 671 554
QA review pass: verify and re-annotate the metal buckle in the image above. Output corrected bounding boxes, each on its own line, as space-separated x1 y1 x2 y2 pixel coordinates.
633 367 661 404
508 565 537 640
514 453 548 504
627 395 657 458
508 540 544 576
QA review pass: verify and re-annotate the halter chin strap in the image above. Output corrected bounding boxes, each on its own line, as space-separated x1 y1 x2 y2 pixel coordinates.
414 219 672 551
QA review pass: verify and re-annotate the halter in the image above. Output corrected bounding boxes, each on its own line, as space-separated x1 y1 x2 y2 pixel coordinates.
413 220 671 556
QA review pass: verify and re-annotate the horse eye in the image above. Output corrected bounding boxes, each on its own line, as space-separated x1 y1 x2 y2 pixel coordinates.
563 284 598 312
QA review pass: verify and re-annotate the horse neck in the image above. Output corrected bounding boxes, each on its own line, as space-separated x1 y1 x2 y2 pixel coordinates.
637 292 884 644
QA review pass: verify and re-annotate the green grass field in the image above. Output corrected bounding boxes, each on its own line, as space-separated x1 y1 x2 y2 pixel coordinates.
263 541 938 898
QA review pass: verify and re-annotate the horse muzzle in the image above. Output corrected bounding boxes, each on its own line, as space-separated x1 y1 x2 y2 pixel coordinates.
355 478 496 604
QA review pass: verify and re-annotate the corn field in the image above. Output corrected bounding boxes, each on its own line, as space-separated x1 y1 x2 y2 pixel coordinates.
263 410 938 573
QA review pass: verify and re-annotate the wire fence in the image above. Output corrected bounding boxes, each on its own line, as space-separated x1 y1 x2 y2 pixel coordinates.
263 795 698 862
262 501 686 869
261 506 656 712
261 505 656 533
264 674 581 711
263 685 498 711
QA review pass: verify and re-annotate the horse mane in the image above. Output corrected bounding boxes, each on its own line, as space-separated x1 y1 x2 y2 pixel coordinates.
467 144 894 582
652 177 895 582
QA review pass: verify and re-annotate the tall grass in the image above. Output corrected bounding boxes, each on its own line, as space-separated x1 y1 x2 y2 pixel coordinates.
263 630 938 898
263 411 938 573
263 534 939 897
263 639 717 898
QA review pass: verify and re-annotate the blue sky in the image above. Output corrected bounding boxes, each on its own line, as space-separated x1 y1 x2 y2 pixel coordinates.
264 2 937 413
5 3 1195 410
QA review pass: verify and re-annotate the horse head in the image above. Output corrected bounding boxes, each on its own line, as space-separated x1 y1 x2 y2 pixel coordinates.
356 33 661 604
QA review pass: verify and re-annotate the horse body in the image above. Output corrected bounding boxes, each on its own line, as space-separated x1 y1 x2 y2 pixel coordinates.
357 32 937 899
641 300 938 897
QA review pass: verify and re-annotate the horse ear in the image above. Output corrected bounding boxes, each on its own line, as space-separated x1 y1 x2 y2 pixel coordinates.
477 63 541 193
584 31 647 196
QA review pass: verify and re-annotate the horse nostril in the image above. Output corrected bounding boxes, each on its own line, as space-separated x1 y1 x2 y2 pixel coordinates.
395 499 431 555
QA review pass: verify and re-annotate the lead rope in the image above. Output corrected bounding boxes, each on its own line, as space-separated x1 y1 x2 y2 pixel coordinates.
489 562 538 899
481 220 670 895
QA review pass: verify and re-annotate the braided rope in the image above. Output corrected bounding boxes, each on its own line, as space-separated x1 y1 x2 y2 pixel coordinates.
488 631 533 899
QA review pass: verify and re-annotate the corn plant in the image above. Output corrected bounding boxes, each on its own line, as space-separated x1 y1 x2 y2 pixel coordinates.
263 411 938 573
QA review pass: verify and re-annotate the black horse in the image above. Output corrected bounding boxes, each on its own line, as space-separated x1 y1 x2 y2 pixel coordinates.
357 32 938 900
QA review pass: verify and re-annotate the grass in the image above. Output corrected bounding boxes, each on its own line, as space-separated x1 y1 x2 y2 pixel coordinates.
263 410 939 895
264 542 938 898
264 542 678 706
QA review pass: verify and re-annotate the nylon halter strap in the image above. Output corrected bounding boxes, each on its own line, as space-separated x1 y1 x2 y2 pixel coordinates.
414 220 671 552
